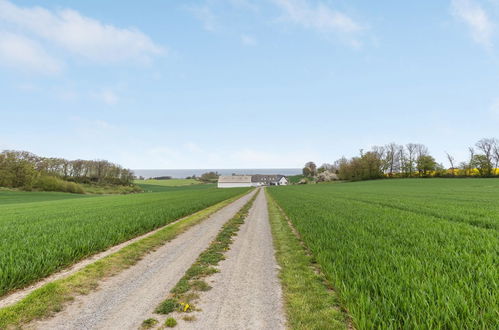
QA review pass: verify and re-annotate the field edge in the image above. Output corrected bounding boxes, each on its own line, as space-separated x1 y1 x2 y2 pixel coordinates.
265 189 350 330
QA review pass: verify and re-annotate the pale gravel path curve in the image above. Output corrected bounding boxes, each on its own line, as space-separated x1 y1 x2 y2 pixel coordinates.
29 190 257 330
178 188 286 330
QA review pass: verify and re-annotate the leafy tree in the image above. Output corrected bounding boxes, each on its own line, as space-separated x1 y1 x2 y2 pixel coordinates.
471 154 493 177
199 171 219 183
416 155 437 177
303 161 317 177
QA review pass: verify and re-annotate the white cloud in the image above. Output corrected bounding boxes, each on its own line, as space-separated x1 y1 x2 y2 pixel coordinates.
0 31 62 74
451 0 494 48
98 90 119 105
188 5 217 32
228 0 259 11
272 0 364 46
0 0 164 63
241 34 257 46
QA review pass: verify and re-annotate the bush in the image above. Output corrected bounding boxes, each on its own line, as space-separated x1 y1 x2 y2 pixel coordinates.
33 176 85 194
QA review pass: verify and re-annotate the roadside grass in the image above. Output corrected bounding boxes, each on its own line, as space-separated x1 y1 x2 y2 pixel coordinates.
153 191 258 319
266 190 348 330
0 191 250 329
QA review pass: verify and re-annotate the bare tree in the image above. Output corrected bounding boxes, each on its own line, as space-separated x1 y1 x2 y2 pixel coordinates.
384 143 402 176
446 152 455 176
406 143 417 177
467 147 475 176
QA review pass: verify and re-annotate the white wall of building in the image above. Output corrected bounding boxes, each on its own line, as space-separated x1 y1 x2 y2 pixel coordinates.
217 182 253 188
278 177 288 185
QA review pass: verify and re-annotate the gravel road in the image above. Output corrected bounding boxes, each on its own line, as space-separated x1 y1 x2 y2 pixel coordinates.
29 190 256 330
178 189 286 330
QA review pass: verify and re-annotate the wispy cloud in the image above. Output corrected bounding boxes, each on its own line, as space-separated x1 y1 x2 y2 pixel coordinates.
0 31 62 74
187 4 218 31
241 34 257 46
451 0 494 48
272 0 365 47
0 0 164 64
96 90 119 106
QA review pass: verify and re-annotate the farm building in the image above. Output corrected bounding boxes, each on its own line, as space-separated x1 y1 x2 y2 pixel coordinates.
218 174 288 188
251 175 288 186
217 175 253 188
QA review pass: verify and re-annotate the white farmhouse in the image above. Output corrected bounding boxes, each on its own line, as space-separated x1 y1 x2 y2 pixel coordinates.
217 175 253 188
251 175 288 186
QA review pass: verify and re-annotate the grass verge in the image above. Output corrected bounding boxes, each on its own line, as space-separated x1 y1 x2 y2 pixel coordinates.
266 189 349 330
153 191 258 318
0 191 251 329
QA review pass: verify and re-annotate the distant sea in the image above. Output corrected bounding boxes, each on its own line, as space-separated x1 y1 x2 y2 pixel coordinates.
133 168 301 179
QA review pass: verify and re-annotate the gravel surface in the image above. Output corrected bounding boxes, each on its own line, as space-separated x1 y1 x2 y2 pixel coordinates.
29 190 256 330
178 189 286 330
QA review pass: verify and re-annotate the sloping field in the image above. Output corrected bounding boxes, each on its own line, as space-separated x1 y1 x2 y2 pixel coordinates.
268 179 499 329
135 179 209 193
0 186 249 297
0 190 90 205
134 179 202 189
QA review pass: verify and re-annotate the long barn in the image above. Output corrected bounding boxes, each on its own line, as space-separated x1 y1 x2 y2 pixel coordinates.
217 175 253 188
218 175 288 188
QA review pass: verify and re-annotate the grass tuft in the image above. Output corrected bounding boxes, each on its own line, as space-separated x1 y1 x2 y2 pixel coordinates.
165 317 177 327
155 299 181 315
141 318 158 329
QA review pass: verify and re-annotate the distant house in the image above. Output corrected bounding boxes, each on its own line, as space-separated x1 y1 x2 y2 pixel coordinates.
252 175 288 186
217 174 288 188
217 175 253 188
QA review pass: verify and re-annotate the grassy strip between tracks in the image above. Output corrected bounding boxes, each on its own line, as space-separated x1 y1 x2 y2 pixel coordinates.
0 190 252 329
266 190 350 330
151 190 258 324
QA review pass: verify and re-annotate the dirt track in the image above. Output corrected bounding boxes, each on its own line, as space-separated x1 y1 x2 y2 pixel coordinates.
29 190 257 330
177 189 286 329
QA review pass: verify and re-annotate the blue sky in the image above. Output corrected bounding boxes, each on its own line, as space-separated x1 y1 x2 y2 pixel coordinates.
1 0 499 169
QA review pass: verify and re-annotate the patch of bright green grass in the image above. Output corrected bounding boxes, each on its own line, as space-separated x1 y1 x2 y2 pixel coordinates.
141 318 158 328
165 317 177 327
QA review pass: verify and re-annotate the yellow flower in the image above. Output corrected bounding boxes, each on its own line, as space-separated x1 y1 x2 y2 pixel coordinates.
184 303 190 312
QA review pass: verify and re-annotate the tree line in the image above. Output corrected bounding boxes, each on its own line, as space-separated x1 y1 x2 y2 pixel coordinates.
302 138 499 182
0 150 135 189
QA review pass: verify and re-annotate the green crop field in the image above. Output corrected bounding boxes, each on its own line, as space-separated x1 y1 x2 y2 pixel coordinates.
0 190 90 205
0 186 249 297
135 179 206 192
268 179 499 329
134 179 201 187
